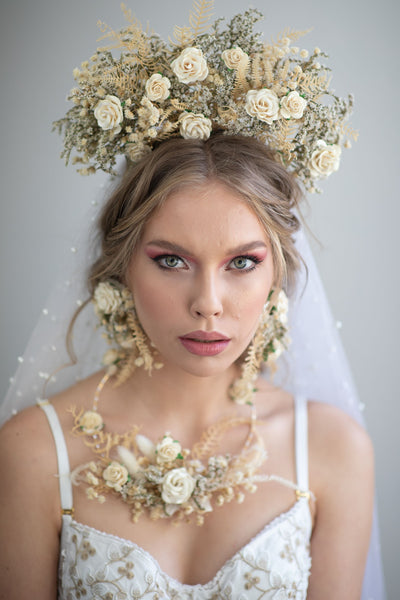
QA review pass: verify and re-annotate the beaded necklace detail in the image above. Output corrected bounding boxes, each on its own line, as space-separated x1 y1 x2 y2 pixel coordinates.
70 373 280 526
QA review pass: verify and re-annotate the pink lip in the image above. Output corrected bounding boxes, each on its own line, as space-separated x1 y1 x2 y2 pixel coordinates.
179 331 231 356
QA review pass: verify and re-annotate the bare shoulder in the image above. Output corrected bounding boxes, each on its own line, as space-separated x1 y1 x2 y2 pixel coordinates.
307 400 374 494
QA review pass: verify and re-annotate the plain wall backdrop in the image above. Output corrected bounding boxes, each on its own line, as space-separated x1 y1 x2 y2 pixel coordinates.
1 0 398 596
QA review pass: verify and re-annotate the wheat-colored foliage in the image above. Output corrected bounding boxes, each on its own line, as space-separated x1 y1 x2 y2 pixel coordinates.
192 417 252 460
70 406 140 459
96 7 156 71
274 27 312 46
233 60 250 98
274 119 299 161
251 54 262 88
170 0 214 47
101 67 139 97
297 71 330 96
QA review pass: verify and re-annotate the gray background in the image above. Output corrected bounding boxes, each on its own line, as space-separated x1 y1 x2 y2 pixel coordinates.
1 0 398 596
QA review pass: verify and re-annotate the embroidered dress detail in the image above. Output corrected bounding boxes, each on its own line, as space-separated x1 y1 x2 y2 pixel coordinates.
39 396 312 599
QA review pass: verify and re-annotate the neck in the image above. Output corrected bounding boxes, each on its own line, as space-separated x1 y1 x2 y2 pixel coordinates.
113 362 245 436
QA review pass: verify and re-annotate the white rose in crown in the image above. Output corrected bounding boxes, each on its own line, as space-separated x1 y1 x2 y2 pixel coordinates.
103 461 129 492
245 89 280 124
79 410 103 434
156 436 182 464
94 95 123 130
309 140 342 178
179 112 212 140
221 47 249 69
280 91 307 119
94 282 122 314
161 468 195 504
145 73 171 102
171 47 209 84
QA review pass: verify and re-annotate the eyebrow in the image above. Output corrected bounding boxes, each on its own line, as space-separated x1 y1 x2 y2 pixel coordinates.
145 239 268 255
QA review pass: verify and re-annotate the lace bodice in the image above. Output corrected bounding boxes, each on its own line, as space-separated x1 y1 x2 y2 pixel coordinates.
40 396 312 599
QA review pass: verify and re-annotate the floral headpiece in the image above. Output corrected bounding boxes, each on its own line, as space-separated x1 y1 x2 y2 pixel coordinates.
54 1 357 191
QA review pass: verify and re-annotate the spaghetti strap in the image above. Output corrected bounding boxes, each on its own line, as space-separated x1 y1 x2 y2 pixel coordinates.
294 396 309 494
38 400 74 515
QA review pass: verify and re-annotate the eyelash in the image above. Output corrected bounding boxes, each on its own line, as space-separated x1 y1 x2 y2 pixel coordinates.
151 254 263 272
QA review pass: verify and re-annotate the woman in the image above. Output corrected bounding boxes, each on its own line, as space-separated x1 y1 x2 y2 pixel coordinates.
0 135 374 598
0 6 382 599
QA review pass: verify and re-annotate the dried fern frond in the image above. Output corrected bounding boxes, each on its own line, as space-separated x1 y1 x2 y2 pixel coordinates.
275 27 312 46
189 0 214 38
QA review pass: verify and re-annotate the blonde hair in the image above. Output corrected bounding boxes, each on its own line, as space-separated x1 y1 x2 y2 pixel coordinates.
89 134 302 293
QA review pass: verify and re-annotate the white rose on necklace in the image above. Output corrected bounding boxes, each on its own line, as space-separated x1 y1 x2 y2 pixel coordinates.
79 410 103 435
161 468 195 504
245 89 280 124
156 436 182 464
94 95 123 130
103 461 129 492
171 47 209 84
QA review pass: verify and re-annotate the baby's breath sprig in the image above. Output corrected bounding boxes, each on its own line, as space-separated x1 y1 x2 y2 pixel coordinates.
54 1 356 191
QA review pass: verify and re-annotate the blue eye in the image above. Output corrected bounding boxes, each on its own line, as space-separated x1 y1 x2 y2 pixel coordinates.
154 255 185 269
229 255 261 271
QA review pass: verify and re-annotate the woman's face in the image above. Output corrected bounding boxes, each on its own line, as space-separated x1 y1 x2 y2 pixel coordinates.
126 180 274 378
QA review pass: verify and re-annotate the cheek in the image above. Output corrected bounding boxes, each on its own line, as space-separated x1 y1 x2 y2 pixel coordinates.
132 275 180 326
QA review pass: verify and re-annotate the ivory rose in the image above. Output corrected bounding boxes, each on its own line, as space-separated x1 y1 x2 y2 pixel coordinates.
309 140 342 178
171 47 208 84
245 89 280 124
161 468 195 504
280 91 307 119
156 436 182 464
179 112 212 140
103 462 129 492
275 290 289 325
94 95 123 130
221 47 249 69
94 282 122 314
79 410 103 435
145 74 171 102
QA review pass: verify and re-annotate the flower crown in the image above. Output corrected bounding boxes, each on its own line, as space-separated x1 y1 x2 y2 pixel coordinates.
54 2 357 191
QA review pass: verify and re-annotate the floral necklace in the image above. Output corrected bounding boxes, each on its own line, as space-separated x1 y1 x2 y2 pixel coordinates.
70 373 294 526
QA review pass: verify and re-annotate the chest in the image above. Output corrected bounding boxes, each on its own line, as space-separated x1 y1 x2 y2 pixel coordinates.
59 498 312 599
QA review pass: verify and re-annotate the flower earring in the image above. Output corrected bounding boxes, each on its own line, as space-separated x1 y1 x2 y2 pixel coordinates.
229 289 290 405
93 280 163 384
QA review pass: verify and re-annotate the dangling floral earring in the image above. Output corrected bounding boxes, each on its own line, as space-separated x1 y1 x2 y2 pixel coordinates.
93 280 163 384
229 289 290 405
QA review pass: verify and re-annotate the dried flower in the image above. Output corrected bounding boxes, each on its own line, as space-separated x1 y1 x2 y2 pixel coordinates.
103 461 129 492
245 89 280 124
94 95 123 131
93 281 122 314
79 410 103 435
145 73 171 102
161 468 196 504
309 140 342 178
221 46 249 69
156 436 182 464
171 47 208 84
179 112 212 140
280 90 307 119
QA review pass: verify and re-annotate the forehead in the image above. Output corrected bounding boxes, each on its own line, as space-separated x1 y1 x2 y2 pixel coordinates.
141 181 268 249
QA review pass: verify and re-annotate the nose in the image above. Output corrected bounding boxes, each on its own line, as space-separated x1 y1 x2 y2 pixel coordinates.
190 271 223 320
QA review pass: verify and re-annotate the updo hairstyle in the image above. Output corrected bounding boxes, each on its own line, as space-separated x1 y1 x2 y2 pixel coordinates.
89 134 303 294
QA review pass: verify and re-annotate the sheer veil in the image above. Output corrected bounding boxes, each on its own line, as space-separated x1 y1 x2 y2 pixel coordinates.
0 186 385 598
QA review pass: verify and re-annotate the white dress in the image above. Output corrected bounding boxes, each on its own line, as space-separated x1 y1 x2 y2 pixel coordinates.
40 396 312 600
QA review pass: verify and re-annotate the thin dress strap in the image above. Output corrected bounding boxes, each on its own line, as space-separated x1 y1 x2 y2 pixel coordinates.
294 395 309 497
38 400 74 516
